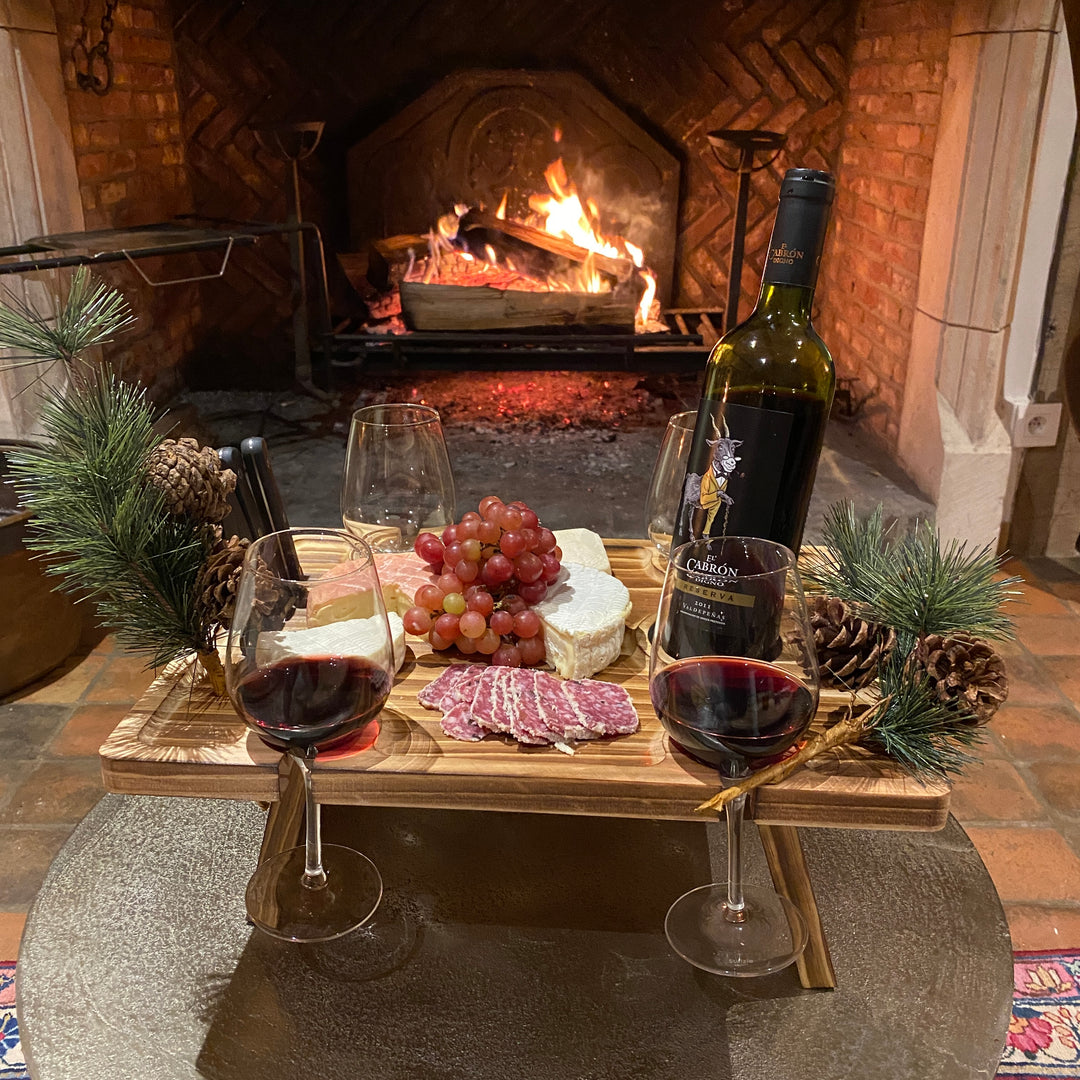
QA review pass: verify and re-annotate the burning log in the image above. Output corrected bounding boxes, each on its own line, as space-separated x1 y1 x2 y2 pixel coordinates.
399 282 635 331
459 210 635 284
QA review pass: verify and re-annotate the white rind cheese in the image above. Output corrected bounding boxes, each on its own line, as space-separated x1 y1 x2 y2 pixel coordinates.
553 528 611 574
533 562 631 680
256 612 406 672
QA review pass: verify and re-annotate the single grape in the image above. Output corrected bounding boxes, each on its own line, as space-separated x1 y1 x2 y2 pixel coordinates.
497 505 523 531
465 588 494 617
535 528 557 554
460 511 482 528
429 627 455 651
499 530 527 558
441 524 459 545
443 542 464 569
553 545 563 561
501 593 527 616
477 520 501 545
539 552 562 583
434 611 460 639
519 508 539 531
517 635 546 666
514 551 543 583
415 584 445 611
519 580 547 605
457 517 480 541
402 606 433 635
442 591 467 615
481 501 504 524
414 532 446 566
437 571 464 595
475 628 501 655
489 610 514 636
460 538 483 562
454 559 479 584
458 610 487 638
481 553 514 586
478 495 503 517
492 643 522 667
513 610 541 639
520 527 538 551
455 633 479 654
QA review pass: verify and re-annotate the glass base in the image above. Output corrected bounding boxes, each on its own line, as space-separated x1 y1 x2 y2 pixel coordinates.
664 882 808 977
245 843 383 943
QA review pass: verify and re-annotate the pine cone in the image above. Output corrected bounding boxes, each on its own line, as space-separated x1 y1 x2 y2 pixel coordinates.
916 632 1008 725
808 595 896 690
196 535 250 628
146 438 235 523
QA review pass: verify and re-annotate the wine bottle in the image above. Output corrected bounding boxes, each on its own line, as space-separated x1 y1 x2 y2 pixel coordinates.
672 168 836 554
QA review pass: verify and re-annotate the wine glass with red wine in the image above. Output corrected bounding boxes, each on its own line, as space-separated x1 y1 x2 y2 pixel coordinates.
225 528 395 942
650 536 819 976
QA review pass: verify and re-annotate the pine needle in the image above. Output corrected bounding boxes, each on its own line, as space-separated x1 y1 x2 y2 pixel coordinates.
0 268 134 369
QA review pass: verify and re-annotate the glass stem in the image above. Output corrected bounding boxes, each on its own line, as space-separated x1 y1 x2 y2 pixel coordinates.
292 747 327 891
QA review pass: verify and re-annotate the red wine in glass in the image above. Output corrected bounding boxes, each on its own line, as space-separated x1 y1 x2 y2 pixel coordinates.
650 656 815 770
236 655 391 751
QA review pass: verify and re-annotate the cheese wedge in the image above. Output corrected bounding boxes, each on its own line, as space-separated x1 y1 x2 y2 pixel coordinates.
553 528 611 574
256 612 406 672
533 562 631 680
307 559 378 625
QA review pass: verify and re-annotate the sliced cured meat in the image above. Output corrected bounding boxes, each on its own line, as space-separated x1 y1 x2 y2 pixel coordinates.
440 702 485 742
562 679 639 735
417 664 471 710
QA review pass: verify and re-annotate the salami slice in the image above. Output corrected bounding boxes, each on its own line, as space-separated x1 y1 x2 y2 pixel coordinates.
562 678 639 735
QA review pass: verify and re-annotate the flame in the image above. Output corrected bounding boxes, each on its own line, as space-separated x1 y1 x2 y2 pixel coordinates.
495 192 508 220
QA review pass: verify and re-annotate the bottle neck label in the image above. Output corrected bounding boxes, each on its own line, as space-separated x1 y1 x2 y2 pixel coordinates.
761 195 831 289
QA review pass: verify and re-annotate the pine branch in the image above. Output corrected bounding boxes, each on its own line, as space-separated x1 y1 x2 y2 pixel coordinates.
802 501 1021 640
0 267 134 369
9 368 214 668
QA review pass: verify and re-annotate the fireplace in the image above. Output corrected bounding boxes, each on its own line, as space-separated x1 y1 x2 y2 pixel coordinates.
1 0 1075 556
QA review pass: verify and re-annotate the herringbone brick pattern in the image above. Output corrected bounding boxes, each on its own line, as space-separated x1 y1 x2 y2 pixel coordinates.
170 0 854 351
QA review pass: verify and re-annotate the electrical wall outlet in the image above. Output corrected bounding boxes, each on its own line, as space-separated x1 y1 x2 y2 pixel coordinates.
1008 401 1064 448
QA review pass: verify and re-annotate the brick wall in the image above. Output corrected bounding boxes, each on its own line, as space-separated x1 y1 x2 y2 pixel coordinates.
51 0 199 401
816 0 954 448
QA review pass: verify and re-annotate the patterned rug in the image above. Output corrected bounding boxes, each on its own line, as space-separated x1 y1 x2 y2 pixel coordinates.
998 950 1080 1078
0 951 1077 1076
0 963 27 1080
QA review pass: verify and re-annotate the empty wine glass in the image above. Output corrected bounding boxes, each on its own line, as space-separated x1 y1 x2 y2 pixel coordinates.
225 528 394 942
650 536 819 976
341 403 456 553
645 409 696 561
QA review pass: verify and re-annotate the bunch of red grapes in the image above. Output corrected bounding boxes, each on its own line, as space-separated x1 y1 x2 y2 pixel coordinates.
402 496 563 667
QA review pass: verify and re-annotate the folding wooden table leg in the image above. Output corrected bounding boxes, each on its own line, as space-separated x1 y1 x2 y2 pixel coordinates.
258 752 305 865
757 823 836 990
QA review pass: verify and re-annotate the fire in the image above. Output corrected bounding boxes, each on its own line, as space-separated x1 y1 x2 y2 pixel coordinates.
413 156 660 330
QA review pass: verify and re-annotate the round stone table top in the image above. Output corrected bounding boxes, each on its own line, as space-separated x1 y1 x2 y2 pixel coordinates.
17 794 1012 1079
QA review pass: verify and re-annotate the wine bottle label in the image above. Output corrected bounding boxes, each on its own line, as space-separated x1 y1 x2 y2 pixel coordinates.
673 398 793 548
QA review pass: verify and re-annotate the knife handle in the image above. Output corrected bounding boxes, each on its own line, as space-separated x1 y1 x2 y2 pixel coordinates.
217 445 261 539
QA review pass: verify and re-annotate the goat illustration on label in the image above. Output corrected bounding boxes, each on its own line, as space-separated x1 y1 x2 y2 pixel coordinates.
682 413 741 541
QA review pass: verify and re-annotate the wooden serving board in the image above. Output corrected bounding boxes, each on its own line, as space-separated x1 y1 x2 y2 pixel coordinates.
98 539 950 830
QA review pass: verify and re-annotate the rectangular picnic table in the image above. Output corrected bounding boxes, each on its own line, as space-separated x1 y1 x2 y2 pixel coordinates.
99 538 950 989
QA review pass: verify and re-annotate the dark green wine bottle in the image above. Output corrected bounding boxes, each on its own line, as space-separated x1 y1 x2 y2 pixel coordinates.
672 168 836 554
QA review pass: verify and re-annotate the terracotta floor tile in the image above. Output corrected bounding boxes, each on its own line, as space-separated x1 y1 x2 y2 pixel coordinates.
1004 904 1080 951
992 706 1080 761
0 912 26 961
12 653 107 706
1027 762 1080 814
0 827 76 907
999 650 1071 708
0 760 105 826
1042 656 1080 704
85 653 158 704
949 760 1046 823
1008 578 1072 617
966 826 1080 904
1012 614 1080 657
49 703 130 757
0 703 74 760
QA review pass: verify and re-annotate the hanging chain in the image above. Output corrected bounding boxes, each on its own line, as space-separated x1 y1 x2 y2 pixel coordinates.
72 0 120 96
